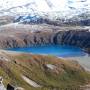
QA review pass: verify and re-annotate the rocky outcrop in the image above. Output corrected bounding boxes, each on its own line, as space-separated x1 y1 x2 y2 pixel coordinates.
53 30 90 48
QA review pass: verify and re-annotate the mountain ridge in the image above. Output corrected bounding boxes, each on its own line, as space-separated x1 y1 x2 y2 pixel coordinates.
0 0 90 20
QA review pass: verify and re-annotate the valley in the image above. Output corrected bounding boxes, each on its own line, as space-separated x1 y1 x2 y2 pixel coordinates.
0 22 89 90
0 0 90 90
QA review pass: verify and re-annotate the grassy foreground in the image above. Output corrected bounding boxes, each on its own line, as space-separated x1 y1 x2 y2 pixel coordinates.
0 52 90 90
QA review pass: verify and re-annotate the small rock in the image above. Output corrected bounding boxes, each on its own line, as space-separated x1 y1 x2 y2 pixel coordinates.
46 64 56 70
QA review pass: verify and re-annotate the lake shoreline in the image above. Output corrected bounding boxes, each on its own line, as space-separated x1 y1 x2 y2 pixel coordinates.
4 44 90 72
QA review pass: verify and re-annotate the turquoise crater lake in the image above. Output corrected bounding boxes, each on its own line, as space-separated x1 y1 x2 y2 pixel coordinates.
7 45 87 57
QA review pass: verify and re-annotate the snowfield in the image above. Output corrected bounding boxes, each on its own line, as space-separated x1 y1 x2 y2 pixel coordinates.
0 0 90 19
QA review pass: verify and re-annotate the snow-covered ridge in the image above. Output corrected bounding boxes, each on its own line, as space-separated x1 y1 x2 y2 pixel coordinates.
0 0 90 20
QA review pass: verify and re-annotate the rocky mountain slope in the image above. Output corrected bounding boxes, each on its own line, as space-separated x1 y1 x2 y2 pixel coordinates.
0 14 90 26
0 50 90 90
0 24 89 53
0 15 14 26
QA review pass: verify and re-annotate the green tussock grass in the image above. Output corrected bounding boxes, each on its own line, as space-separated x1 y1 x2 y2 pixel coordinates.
0 53 90 90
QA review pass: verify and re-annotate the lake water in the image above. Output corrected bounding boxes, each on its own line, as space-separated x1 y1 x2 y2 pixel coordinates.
7 45 87 57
